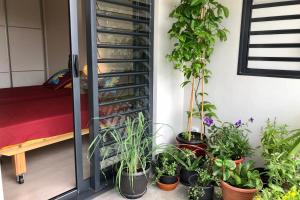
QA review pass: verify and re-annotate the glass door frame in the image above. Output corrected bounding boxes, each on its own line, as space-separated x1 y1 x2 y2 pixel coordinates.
50 0 92 199
52 0 155 198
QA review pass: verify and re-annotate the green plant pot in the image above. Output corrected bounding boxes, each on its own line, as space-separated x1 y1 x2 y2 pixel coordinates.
119 167 150 199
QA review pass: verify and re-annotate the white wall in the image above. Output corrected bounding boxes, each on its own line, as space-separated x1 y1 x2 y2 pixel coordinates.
0 0 46 88
182 0 300 166
43 0 70 76
153 0 185 146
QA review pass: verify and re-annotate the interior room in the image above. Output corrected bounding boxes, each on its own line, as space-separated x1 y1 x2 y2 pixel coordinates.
0 0 299 200
0 0 90 199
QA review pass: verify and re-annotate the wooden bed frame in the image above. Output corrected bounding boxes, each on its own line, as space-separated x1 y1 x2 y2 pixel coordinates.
0 129 89 184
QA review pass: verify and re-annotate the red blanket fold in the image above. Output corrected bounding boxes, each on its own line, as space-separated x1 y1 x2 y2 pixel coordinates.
0 86 72 105
0 95 89 149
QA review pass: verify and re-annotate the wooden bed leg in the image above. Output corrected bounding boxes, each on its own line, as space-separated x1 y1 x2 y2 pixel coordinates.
12 152 26 184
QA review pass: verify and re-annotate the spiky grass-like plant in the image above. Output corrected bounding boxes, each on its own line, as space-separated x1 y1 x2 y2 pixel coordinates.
89 112 164 190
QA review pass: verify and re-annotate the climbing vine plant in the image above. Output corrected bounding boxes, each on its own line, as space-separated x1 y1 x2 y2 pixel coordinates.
167 0 229 141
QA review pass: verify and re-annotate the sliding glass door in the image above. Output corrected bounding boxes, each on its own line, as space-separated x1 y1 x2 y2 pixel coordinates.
54 0 154 198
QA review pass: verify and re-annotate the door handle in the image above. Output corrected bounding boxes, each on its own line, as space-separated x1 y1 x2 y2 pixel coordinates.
69 54 79 78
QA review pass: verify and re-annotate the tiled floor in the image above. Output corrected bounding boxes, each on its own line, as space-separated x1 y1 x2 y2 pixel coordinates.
92 184 187 200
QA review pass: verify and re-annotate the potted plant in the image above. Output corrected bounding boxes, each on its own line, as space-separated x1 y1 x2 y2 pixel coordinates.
260 120 300 189
254 185 300 200
173 149 205 186
167 0 229 151
153 153 179 191
208 119 253 165
89 113 153 199
213 159 263 200
188 169 215 200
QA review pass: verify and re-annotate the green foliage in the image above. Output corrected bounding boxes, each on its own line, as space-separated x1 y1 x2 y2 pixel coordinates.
261 120 300 188
167 0 229 80
153 150 178 182
188 185 205 200
255 185 300 200
89 113 154 189
172 149 205 171
208 121 253 160
213 159 263 190
196 169 215 187
167 0 229 137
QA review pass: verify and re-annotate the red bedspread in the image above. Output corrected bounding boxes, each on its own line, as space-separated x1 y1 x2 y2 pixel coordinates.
0 86 71 104
0 94 89 149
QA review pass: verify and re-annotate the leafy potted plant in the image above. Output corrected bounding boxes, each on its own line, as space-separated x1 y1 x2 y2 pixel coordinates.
167 0 229 151
153 153 179 191
254 185 300 200
173 149 205 186
260 120 300 189
208 119 253 165
89 113 153 199
213 159 263 200
188 169 215 200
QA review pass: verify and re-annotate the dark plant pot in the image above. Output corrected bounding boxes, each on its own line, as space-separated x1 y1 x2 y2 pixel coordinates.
221 181 257 200
119 167 150 199
176 132 207 156
157 176 179 191
255 167 269 188
160 175 178 184
199 185 214 200
188 174 214 200
180 168 197 186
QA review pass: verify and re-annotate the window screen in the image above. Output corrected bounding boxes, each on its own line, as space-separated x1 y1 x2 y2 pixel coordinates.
238 0 300 78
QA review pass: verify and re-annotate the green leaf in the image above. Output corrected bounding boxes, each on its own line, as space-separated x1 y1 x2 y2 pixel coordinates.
232 174 241 185
223 170 230 181
191 0 204 6
222 6 229 18
224 160 236 170
181 80 191 87
215 159 223 167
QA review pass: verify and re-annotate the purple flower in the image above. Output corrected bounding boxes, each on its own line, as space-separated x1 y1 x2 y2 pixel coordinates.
203 117 214 127
249 117 254 123
235 120 242 127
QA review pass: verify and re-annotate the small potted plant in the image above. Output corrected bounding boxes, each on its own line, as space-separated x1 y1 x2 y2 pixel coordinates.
173 149 205 186
153 153 179 191
188 169 215 200
208 119 253 165
167 0 229 151
89 113 154 199
213 159 263 200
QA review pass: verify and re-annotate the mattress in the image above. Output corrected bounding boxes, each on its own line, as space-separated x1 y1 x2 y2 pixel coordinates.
0 86 72 105
0 94 89 149
0 85 133 149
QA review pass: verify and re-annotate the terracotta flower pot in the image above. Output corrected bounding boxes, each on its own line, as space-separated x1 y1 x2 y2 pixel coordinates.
156 176 179 191
234 157 245 166
221 181 258 200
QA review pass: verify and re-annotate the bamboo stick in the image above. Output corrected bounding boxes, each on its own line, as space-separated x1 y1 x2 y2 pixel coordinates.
187 77 195 141
200 75 205 140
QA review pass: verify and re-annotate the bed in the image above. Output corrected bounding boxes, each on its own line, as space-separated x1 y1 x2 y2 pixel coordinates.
0 68 135 184
0 84 90 184
0 85 131 184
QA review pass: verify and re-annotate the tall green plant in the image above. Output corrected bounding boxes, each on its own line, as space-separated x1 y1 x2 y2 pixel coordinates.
167 0 229 141
89 113 154 189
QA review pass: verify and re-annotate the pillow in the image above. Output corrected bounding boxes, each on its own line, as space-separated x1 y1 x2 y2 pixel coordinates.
53 72 71 90
43 69 69 87
64 82 72 88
